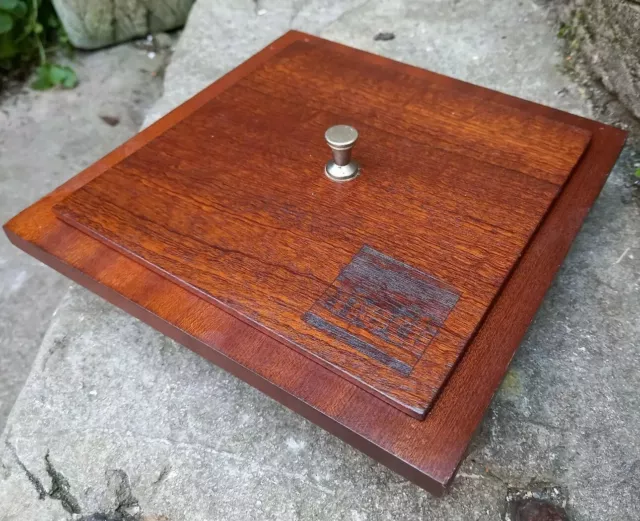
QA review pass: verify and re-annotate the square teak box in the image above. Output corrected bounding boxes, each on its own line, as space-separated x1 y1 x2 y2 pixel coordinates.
4 31 625 495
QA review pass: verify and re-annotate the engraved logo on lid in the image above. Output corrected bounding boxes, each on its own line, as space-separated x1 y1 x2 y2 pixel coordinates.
303 246 459 376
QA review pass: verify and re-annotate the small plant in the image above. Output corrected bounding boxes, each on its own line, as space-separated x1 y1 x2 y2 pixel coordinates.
557 23 571 39
635 168 640 179
0 0 76 89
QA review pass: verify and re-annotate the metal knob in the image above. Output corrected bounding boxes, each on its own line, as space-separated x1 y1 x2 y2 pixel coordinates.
324 125 360 182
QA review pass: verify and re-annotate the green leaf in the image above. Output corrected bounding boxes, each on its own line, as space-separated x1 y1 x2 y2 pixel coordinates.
46 12 58 27
30 63 53 89
31 76 51 89
60 68 77 87
0 12 13 34
47 62 65 82
0 0 76 77
30 62 78 90
635 168 640 178
0 31 17 59
11 1 26 17
47 63 77 87
0 0 18 10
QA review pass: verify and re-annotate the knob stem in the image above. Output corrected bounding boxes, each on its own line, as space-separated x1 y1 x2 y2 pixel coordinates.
331 147 352 167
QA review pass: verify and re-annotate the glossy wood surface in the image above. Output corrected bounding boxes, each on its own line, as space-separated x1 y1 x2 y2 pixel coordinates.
4 31 626 495
54 40 590 418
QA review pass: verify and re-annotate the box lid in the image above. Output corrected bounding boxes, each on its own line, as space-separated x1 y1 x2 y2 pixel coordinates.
53 38 591 418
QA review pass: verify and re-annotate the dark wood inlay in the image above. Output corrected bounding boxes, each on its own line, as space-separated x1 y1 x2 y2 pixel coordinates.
304 246 458 374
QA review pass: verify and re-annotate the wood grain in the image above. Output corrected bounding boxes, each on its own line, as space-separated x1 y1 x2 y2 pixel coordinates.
241 40 592 184
3 31 626 495
54 42 590 418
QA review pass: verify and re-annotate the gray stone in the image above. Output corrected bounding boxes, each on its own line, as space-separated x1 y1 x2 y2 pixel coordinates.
555 0 640 119
0 40 173 433
0 286 508 520
144 0 595 126
2 1 639 520
52 0 194 49
151 32 174 50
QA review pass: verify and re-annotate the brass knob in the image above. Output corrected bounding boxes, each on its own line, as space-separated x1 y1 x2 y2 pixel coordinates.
324 125 360 182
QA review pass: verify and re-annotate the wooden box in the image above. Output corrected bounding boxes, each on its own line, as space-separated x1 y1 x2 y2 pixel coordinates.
4 31 626 495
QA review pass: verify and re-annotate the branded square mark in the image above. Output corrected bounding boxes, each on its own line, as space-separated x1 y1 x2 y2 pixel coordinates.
304 246 459 375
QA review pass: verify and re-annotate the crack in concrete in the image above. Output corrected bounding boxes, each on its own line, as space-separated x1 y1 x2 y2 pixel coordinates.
5 440 47 500
109 468 141 521
41 335 69 372
152 465 171 486
15 427 338 496
0 459 11 480
6 442 81 513
7 443 148 521
45 452 82 514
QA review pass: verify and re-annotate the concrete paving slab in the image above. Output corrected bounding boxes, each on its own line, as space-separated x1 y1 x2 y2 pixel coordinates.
1 1 638 520
0 39 172 433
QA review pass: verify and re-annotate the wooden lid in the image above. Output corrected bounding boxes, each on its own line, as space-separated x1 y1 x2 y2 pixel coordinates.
53 38 591 418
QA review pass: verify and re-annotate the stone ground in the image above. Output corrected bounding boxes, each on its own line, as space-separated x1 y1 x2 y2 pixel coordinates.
1 1 639 520
0 35 175 433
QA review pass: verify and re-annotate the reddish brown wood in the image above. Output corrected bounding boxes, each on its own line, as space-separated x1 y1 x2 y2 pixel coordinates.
53 40 590 418
3 31 626 495
243 41 591 185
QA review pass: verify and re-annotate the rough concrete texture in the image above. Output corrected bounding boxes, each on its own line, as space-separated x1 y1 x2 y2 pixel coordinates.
52 0 194 49
145 0 596 126
1 1 639 520
555 0 640 120
0 39 173 434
